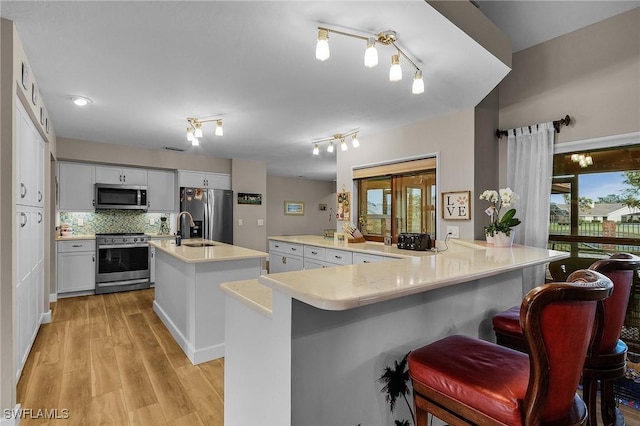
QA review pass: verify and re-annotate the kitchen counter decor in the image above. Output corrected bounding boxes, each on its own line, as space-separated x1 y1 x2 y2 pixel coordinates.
479 187 521 246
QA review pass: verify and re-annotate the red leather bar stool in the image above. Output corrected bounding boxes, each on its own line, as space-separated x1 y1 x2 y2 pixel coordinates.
408 270 613 426
492 253 640 426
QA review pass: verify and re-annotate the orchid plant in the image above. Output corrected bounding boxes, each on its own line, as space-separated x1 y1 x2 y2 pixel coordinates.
479 188 521 236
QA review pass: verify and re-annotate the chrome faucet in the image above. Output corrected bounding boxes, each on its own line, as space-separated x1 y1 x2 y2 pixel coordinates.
176 211 195 243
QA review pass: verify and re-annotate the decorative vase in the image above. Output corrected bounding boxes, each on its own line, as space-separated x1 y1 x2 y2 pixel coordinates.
485 234 494 245
493 231 515 247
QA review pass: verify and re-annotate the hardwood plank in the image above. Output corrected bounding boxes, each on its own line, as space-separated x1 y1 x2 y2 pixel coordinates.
175 364 224 426
88 295 110 338
128 403 168 426
125 313 193 421
167 412 205 426
141 309 190 369
17 348 40 403
113 342 158 412
38 322 68 365
116 291 141 316
103 293 134 347
88 389 129 426
53 296 88 324
131 288 154 312
20 360 64 414
57 370 92 426
90 337 121 397
62 314 91 374
198 358 225 399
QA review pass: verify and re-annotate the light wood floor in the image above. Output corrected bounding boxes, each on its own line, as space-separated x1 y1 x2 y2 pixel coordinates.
18 289 640 425
17 289 224 425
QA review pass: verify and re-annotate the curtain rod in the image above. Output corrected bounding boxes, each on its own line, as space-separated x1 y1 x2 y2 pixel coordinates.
495 115 571 138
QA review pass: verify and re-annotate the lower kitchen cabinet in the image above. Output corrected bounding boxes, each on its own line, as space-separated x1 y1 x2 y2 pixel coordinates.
57 240 96 294
268 241 304 273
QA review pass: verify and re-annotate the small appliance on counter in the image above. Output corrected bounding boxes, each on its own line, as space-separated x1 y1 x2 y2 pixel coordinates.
60 224 73 237
397 233 431 251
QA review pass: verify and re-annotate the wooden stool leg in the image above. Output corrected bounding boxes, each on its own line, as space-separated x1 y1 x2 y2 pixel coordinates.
583 377 598 426
600 378 623 426
415 403 429 426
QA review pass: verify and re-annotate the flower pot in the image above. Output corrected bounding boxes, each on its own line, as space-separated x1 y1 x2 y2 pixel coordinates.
485 234 494 245
493 231 515 247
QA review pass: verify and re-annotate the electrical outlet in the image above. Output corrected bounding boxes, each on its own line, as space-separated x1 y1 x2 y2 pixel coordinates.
77 218 84 226
149 218 155 225
446 225 459 238
257 219 264 226
238 219 243 226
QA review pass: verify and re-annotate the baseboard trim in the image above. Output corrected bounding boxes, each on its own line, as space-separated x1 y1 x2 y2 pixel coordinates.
41 309 52 324
49 293 57 303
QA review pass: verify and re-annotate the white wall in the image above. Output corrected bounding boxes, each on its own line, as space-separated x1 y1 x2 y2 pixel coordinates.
337 109 476 242
266 176 336 241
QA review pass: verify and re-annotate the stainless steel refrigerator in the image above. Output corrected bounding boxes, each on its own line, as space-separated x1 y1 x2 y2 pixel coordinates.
179 187 233 244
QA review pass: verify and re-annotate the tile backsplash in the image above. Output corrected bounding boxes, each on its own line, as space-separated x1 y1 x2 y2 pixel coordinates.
59 210 173 235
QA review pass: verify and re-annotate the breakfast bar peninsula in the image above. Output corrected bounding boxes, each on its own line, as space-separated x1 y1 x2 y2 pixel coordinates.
221 239 568 426
150 239 267 364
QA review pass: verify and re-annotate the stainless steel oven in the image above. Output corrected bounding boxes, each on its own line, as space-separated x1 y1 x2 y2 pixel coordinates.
95 233 150 294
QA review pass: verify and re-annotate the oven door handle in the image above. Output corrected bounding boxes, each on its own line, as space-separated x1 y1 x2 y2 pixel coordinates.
98 244 149 250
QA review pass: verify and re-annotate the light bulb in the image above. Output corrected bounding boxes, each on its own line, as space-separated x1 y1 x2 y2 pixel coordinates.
571 153 580 162
312 144 319 156
192 137 199 147
351 135 360 148
72 96 92 106
194 122 203 138
412 70 424 94
315 29 330 61
187 127 194 142
586 155 593 165
327 141 334 153
364 38 378 68
215 120 223 136
389 54 402 82
340 139 348 151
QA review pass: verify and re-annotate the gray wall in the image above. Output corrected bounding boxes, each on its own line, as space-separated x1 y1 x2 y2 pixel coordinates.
232 159 268 252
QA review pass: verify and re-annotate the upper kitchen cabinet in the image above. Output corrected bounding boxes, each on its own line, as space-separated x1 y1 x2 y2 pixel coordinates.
178 170 231 190
58 162 95 211
95 165 147 185
147 169 177 212
15 100 45 208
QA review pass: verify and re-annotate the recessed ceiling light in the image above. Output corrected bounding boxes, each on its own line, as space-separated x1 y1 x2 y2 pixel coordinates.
71 96 92 106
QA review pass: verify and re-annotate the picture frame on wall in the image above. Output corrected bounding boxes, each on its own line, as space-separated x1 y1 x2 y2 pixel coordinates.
238 192 262 205
284 201 304 215
442 190 471 220
337 191 350 221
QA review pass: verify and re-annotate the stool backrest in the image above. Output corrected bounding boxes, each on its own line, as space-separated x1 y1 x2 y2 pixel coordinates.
587 253 640 354
520 270 613 424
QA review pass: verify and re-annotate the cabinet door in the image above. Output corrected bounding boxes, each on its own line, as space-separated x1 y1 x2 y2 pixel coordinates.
58 162 95 211
121 167 147 185
95 165 124 184
147 170 176 212
285 256 304 272
34 132 45 207
57 251 96 293
16 101 36 206
178 171 206 188
204 173 231 190
269 253 287 274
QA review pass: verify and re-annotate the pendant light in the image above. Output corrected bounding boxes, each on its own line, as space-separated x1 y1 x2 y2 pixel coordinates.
327 141 334 153
312 144 320 156
192 137 199 147
412 70 424 94
340 138 348 151
389 54 402 82
215 119 224 136
351 134 360 148
364 38 378 68
194 122 203 138
316 29 330 61
187 127 194 142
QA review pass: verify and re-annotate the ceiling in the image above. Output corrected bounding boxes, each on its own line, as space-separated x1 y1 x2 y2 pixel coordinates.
1 1 637 181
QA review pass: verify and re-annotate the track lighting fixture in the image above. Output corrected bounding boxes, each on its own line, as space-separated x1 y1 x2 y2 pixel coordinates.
315 26 423 95
571 153 593 168
186 117 224 144
311 129 360 155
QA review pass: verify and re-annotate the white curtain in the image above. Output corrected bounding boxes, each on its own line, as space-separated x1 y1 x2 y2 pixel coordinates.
507 122 555 292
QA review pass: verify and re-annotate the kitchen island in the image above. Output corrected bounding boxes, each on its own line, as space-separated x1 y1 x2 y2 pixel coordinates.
221 239 569 426
150 238 267 364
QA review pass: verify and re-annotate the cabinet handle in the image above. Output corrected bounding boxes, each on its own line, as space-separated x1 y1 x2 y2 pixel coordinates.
282 256 286 265
123 175 126 182
93 199 96 206
20 183 27 199
274 244 280 248
334 255 342 259
311 251 317 255
38 191 42 202
148 201 151 207
20 212 27 227
37 212 43 223
363 260 371 263
72 244 83 248
92 254 95 262
291 247 297 251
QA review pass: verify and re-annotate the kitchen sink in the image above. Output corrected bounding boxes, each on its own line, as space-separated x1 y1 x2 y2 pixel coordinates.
183 242 217 247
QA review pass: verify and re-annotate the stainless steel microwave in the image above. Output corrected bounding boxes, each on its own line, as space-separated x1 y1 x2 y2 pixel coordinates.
95 184 148 210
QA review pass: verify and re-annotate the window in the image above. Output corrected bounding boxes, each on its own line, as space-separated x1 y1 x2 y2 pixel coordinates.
356 168 436 242
548 144 640 260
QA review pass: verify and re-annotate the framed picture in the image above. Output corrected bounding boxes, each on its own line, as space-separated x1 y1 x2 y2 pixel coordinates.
337 191 350 221
442 190 471 220
334 232 347 245
238 192 262 205
284 201 304 215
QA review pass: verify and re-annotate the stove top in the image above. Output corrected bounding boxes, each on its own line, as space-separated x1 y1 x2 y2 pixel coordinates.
96 232 148 245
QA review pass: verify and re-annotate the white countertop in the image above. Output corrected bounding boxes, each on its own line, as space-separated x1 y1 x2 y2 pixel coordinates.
220 279 273 317
150 238 268 264
257 239 569 311
268 234 432 258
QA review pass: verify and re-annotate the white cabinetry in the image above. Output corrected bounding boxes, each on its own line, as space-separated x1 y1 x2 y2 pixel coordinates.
57 240 96 294
268 241 304 273
14 97 46 380
95 165 147 185
178 170 231 189
147 169 176 212
353 253 390 264
58 162 95 211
